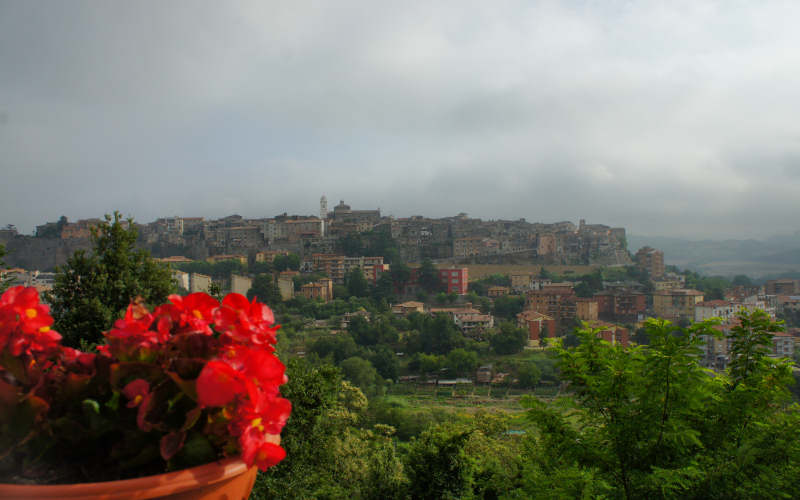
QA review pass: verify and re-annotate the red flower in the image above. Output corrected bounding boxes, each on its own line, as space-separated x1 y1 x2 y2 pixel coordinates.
242 349 287 388
61 347 97 374
122 378 153 431
0 286 61 355
196 360 246 407
156 293 219 336
239 426 285 471
122 379 150 408
113 302 154 333
229 390 291 434
105 303 161 357
213 294 279 347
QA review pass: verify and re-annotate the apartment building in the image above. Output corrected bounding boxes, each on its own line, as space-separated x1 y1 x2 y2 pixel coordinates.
524 286 577 328
635 246 665 278
652 289 704 321
189 273 212 293
694 300 747 322
594 289 647 322
765 279 800 295
231 274 253 296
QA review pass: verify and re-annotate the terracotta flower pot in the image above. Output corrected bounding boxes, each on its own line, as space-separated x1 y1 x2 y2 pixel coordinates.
0 457 258 499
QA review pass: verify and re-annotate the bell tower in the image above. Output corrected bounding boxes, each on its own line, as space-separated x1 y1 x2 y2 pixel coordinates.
320 195 328 236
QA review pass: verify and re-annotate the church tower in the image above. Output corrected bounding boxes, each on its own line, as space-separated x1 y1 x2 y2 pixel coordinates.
320 195 328 236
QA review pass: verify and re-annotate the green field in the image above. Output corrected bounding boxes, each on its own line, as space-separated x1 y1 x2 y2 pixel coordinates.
384 383 561 413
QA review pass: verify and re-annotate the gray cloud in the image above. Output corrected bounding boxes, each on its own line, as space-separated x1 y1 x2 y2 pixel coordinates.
2 1 800 239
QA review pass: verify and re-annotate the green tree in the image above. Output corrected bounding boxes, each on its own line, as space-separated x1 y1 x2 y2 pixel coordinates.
348 316 398 347
308 334 361 364
489 321 528 355
445 348 479 377
517 311 800 500
492 295 525 320
371 272 395 303
247 273 282 305
516 361 541 388
46 212 173 347
346 268 370 298
340 356 383 395
254 359 407 499
390 262 411 293
405 424 476 499
273 253 300 272
370 345 399 381
418 259 443 294
412 352 444 375
0 245 12 292
419 314 465 355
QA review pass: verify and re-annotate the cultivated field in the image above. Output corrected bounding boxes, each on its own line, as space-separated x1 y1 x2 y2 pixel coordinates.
384 383 561 413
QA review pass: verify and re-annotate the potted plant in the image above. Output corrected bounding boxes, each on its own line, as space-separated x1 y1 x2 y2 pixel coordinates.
0 286 291 498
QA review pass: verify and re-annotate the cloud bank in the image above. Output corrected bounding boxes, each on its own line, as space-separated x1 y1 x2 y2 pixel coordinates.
2 1 799 238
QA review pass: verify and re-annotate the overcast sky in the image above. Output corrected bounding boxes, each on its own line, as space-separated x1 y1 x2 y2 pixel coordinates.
2 1 799 239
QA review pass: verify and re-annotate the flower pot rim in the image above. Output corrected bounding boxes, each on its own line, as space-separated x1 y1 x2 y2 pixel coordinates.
0 456 253 499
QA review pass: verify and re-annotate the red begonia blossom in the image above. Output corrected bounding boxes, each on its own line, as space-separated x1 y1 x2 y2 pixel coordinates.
214 293 279 347
196 360 246 407
0 286 61 355
155 293 219 336
122 378 154 431
239 426 285 471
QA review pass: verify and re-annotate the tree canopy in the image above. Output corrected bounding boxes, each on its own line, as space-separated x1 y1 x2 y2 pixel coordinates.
247 273 282 305
489 321 528 355
46 212 173 346
519 310 800 499
0 245 12 292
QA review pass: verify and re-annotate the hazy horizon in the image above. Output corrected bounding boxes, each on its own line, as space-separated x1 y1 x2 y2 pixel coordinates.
3 2 800 240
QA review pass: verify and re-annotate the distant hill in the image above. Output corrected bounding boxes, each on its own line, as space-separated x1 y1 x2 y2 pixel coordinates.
627 232 800 279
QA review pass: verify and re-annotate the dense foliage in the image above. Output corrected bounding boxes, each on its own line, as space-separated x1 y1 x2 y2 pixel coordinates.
0 245 11 292
251 307 799 499
46 213 173 347
519 311 799 499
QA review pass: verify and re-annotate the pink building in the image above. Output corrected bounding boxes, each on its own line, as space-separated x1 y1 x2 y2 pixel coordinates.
405 267 469 295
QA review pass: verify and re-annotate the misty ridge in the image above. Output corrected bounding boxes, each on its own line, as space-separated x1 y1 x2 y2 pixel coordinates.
630 231 800 279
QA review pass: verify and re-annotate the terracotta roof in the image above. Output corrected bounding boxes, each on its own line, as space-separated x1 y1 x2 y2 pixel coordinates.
459 314 492 322
517 310 554 321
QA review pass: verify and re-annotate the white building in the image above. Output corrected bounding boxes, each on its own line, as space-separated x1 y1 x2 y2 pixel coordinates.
694 300 747 322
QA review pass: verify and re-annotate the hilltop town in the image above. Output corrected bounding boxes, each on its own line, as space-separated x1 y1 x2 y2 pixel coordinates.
0 196 630 271
2 199 798 376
